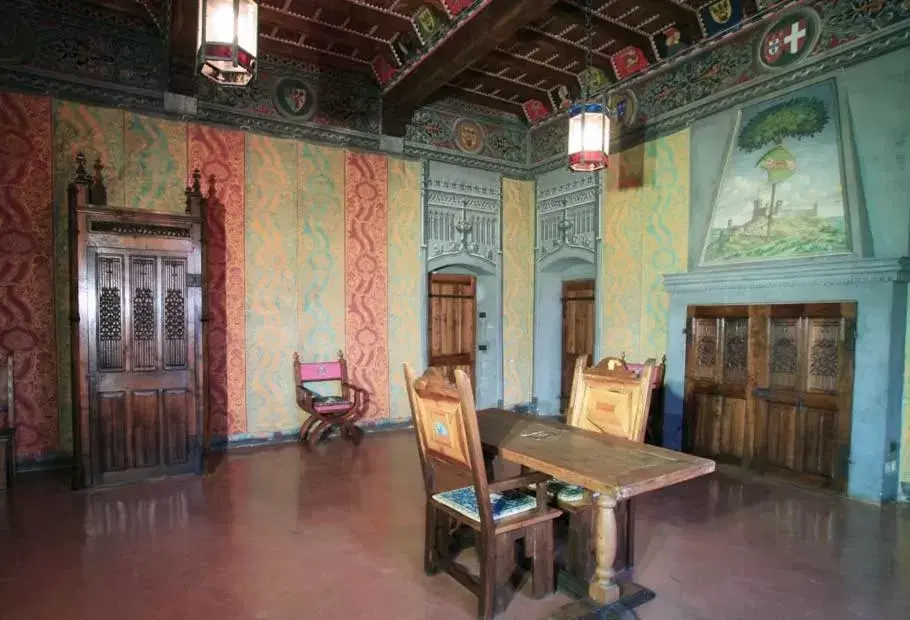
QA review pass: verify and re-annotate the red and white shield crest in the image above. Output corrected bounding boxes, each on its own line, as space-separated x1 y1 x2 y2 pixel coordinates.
762 30 784 63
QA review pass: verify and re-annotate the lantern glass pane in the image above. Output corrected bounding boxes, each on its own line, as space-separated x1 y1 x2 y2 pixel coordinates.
205 0 236 44
238 0 258 56
567 112 584 156
581 111 604 152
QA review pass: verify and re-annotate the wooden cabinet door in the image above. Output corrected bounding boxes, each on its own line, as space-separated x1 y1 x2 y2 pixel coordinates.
561 279 595 411
684 305 751 464
427 273 476 389
752 303 855 492
88 249 199 486
684 303 855 491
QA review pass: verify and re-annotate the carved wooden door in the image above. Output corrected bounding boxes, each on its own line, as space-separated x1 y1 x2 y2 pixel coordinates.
88 249 200 485
427 273 476 390
684 303 855 491
560 279 595 411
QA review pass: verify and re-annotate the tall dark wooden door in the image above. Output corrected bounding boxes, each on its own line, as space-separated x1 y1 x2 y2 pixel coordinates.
427 273 476 390
86 249 200 486
561 279 595 410
684 303 855 492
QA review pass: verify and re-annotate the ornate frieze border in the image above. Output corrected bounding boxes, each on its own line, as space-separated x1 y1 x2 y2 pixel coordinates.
663 257 910 294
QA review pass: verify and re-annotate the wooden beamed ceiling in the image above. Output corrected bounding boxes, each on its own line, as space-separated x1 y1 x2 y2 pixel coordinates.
93 0 723 130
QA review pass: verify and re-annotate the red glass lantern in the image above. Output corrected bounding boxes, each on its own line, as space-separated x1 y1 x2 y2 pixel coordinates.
197 0 259 86
567 102 610 172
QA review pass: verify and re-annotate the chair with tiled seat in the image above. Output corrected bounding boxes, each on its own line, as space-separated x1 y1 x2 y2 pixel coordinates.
0 350 16 490
403 364 562 620
544 355 655 582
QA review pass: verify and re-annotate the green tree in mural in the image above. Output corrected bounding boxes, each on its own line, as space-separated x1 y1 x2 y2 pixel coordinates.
736 96 830 239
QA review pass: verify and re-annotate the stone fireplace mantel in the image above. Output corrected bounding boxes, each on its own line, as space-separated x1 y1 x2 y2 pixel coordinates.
662 255 910 503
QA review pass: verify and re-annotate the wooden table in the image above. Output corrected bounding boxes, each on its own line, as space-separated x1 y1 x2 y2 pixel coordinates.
477 408 715 606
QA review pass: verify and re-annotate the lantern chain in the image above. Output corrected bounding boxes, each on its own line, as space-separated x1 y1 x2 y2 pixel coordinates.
582 0 594 99
135 0 167 36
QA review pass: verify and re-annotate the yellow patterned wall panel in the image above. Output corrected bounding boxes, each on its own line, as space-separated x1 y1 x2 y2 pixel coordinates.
600 130 690 363
387 157 423 420
502 177 535 406
296 142 346 399
124 113 187 212
244 134 299 433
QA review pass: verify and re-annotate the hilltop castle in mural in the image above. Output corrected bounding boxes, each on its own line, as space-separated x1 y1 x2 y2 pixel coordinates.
701 80 851 265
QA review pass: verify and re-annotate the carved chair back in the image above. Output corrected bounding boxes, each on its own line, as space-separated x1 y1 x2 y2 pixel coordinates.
403 364 494 529
0 351 13 429
567 355 655 443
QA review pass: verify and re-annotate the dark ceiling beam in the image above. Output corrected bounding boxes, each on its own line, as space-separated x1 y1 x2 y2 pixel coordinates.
259 5 390 56
328 0 415 32
381 0 561 137
461 68 550 103
437 85 526 117
633 0 702 41
167 0 199 96
515 29 615 76
260 36 373 74
487 49 578 89
557 0 655 60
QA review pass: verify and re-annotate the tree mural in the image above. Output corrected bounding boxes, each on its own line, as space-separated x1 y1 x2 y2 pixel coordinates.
738 96 830 239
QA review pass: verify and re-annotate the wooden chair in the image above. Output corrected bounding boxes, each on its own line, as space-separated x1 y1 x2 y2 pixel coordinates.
622 354 666 446
403 364 562 619
0 351 16 490
293 351 368 449
547 355 656 582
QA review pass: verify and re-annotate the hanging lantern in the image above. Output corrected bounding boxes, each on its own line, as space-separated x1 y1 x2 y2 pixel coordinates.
197 0 259 86
567 101 610 172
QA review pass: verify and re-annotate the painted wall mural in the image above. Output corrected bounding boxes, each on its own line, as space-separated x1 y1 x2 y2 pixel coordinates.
0 92 57 459
387 158 423 421
599 130 690 363
188 124 247 437
700 80 850 265
244 134 299 434
344 152 390 422
502 178 535 406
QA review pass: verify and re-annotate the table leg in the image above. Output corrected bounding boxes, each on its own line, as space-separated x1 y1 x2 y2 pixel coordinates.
589 494 620 605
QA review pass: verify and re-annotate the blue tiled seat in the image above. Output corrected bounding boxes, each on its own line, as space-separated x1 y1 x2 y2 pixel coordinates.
433 486 538 522
529 479 587 503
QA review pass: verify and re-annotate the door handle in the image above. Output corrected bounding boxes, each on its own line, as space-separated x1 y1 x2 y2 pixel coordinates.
753 387 771 399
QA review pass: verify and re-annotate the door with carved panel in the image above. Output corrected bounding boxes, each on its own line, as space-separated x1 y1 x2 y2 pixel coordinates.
560 279 595 411
87 249 200 486
427 273 476 391
684 303 855 492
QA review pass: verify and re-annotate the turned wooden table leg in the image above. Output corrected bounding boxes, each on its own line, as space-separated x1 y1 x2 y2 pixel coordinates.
589 494 620 605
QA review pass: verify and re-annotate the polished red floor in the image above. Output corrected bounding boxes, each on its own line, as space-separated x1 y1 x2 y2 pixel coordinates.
0 431 908 619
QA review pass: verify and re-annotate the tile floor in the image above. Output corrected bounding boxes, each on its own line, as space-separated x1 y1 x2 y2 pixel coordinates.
0 431 907 619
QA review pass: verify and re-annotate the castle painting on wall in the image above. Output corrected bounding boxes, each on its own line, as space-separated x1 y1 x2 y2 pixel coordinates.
700 79 851 265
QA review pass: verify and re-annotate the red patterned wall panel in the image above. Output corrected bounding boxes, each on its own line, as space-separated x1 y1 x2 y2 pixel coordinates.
187 125 247 436
0 93 57 456
344 152 390 421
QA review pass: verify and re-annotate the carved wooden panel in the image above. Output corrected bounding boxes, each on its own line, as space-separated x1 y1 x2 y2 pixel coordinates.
96 255 125 372
130 256 158 371
769 318 800 389
722 318 748 385
690 317 719 381
131 389 160 469
98 391 127 472
163 389 189 465
162 258 188 369
806 318 839 393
